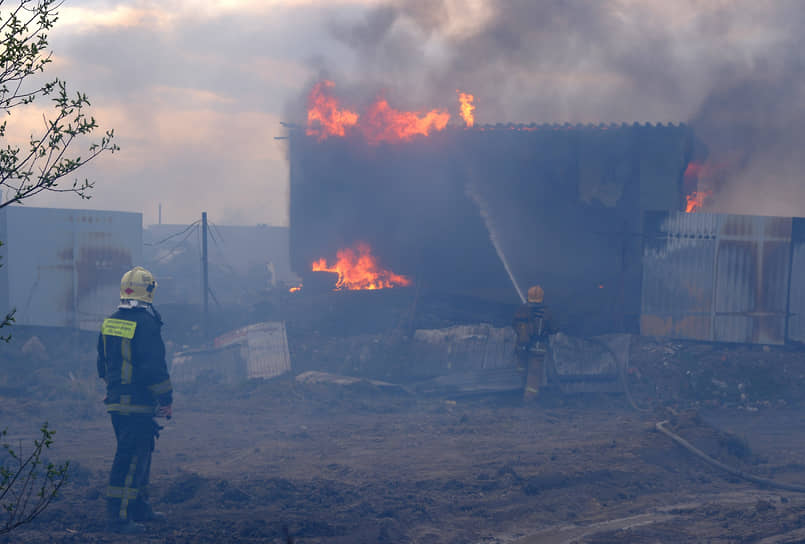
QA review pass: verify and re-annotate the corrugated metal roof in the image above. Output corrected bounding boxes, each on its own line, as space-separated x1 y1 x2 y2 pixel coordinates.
469 122 687 132
282 122 688 133
641 211 792 344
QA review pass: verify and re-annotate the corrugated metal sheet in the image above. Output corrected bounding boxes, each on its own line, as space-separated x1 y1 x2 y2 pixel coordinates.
641 211 791 344
412 324 518 372
171 344 244 384
214 321 291 379
0 206 142 330
173 321 291 383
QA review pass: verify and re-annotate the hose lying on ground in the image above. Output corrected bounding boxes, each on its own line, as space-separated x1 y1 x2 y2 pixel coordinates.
600 336 805 493
655 420 805 493
574 335 805 493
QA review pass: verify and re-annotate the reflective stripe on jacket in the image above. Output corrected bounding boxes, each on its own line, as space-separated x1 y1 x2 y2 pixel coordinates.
97 306 172 414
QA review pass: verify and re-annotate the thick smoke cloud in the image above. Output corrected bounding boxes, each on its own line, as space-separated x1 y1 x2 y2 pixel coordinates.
688 3 805 217
307 0 805 217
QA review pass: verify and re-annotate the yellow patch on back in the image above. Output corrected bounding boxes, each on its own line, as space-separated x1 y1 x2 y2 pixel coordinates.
101 318 137 339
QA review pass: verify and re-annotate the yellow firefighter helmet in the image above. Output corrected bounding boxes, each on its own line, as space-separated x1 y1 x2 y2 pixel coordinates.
120 266 158 303
527 285 544 304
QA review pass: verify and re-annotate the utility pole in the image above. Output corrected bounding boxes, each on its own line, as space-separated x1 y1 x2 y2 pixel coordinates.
201 211 209 340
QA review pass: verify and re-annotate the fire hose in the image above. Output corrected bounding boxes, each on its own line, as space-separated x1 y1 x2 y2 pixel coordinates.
467 173 805 493
655 420 805 493
598 338 805 493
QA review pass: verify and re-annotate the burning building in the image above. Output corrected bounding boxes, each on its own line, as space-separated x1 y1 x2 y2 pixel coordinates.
287 83 697 335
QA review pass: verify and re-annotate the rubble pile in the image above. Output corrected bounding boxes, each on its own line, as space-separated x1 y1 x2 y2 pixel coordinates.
4 297 805 414
628 337 805 410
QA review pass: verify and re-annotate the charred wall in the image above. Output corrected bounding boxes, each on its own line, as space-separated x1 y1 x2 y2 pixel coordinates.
289 123 694 336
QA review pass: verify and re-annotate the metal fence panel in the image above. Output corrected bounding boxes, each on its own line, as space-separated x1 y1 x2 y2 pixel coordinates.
641 212 718 340
787 218 805 343
713 216 790 344
641 211 791 344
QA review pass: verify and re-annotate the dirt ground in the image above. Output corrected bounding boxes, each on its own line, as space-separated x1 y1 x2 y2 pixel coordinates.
4 324 805 543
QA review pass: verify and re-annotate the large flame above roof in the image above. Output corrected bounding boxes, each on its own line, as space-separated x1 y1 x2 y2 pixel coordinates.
306 81 359 140
457 90 475 127
306 81 463 144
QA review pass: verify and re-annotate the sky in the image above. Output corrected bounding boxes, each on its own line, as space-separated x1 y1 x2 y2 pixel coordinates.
4 0 805 225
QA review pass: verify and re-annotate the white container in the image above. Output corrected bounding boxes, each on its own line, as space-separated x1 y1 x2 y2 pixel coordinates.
0 206 142 330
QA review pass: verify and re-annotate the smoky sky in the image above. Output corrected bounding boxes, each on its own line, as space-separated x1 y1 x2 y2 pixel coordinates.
10 1 805 225
301 0 805 217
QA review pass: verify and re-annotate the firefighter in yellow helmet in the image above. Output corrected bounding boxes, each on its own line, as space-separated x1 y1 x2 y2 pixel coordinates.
513 285 552 400
97 266 173 533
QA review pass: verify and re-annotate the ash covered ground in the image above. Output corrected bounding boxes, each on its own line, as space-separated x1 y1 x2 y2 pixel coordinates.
3 294 805 543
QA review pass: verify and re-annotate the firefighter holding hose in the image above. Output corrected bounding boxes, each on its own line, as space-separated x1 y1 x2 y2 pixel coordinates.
513 285 552 401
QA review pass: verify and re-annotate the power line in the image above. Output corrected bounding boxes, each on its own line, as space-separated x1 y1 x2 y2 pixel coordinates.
208 221 225 246
207 222 219 246
208 287 223 311
152 224 199 264
145 220 201 246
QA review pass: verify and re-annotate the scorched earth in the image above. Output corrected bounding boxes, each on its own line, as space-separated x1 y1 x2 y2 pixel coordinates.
4 326 805 543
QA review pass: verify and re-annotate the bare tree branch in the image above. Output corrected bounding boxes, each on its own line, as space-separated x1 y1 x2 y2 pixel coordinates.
0 2 113 532
0 0 117 210
0 423 70 535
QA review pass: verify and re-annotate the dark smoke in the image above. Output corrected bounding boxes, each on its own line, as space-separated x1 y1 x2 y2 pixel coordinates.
689 15 805 217
300 0 805 217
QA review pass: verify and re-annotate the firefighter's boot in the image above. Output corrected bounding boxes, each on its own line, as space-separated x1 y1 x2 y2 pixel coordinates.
133 501 166 522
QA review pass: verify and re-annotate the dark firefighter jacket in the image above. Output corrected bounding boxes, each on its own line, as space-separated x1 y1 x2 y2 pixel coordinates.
97 306 172 416
512 302 552 350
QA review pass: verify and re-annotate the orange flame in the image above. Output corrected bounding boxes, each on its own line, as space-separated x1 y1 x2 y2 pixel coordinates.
312 243 411 290
289 285 302 293
305 81 450 144
457 90 475 127
685 190 712 213
362 99 450 145
306 81 359 141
